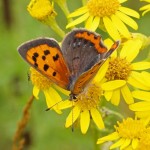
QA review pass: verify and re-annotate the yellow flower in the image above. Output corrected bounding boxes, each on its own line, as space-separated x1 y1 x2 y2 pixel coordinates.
140 0 150 16
66 0 139 40
27 0 65 37
27 0 57 21
30 67 67 114
129 90 150 119
102 38 150 105
97 118 147 150
58 60 111 134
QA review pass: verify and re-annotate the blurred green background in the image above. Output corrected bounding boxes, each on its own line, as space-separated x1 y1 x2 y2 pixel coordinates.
0 0 150 150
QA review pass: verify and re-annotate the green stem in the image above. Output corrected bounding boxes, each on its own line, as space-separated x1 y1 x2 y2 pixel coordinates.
56 1 73 24
45 17 65 38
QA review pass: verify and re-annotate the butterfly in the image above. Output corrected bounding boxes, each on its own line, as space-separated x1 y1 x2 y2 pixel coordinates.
18 28 119 100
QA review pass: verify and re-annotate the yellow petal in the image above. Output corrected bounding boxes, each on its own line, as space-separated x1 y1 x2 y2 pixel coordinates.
120 138 131 150
66 12 89 28
91 108 104 129
132 138 139 149
120 40 132 58
135 111 150 118
101 80 126 90
141 72 150 86
53 84 70 96
97 132 119 144
121 85 134 104
104 91 113 101
48 87 62 103
142 9 150 16
44 88 62 114
125 40 141 62
104 38 114 49
141 71 150 78
80 110 90 134
110 138 125 149
131 62 150 70
120 40 142 62
33 85 40 99
119 7 140 18
116 11 138 30
128 76 150 90
65 106 80 128
111 89 120 105
111 14 131 38
132 90 150 101
140 4 150 11
90 16 100 31
129 101 150 111
94 60 109 83
68 6 88 18
58 100 72 109
85 15 94 29
140 0 150 2
103 16 120 40
130 71 150 89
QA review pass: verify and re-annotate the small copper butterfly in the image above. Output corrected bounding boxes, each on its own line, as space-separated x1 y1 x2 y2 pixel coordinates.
18 29 119 100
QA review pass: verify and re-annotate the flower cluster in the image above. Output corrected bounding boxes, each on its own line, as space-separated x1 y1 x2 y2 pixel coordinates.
20 0 150 149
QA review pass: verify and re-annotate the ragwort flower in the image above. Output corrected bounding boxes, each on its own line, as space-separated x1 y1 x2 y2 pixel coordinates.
97 118 148 150
102 38 150 105
66 0 139 40
27 0 65 37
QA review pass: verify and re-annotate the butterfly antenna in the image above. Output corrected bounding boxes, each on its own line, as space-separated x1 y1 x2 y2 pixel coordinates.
45 100 63 111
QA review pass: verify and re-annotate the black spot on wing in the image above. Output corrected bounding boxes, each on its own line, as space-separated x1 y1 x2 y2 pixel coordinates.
43 64 49 71
34 63 38 68
42 55 46 60
53 54 59 61
44 50 50 55
52 72 56 76
32 52 39 62
33 52 39 57
32 56 37 62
